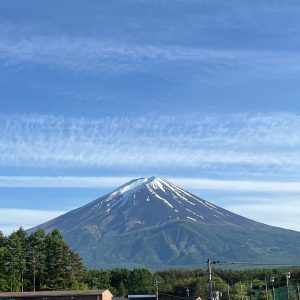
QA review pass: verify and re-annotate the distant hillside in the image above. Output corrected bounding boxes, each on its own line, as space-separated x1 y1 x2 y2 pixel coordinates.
30 176 300 269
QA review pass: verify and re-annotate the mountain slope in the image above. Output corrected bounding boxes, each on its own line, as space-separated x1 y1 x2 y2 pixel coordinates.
30 176 300 269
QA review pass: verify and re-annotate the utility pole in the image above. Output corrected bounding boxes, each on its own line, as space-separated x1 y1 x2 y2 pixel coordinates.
207 259 213 300
285 272 291 300
270 277 275 300
154 278 159 300
228 284 231 300
207 259 220 300
249 283 253 300
296 283 300 300
265 278 268 300
186 287 190 298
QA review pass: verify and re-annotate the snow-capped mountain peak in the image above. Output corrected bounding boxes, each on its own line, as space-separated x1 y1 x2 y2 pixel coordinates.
36 176 254 237
80 176 243 230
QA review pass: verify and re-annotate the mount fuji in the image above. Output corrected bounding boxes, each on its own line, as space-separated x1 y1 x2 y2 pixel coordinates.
31 176 300 269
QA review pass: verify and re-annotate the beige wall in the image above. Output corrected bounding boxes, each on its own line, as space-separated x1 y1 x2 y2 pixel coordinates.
101 290 113 300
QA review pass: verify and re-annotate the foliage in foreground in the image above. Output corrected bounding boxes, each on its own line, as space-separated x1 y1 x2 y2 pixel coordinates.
1 228 300 300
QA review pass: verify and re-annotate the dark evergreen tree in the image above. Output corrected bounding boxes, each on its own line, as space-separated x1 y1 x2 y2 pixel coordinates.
67 250 88 290
44 229 71 290
0 231 9 291
0 228 87 292
16 228 27 292
111 268 130 295
6 229 25 292
26 229 46 291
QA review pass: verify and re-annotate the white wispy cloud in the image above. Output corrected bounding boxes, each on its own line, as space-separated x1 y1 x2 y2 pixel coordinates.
0 35 300 73
172 178 300 193
0 208 66 235
1 176 300 194
0 113 300 178
0 176 131 188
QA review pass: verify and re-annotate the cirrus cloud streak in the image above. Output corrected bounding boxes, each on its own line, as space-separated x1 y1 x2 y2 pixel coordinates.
0 113 300 178
1 175 300 194
1 36 300 74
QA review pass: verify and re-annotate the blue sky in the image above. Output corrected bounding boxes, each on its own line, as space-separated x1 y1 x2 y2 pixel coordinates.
1 0 300 234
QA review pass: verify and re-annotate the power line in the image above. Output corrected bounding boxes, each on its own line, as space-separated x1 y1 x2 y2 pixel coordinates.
217 261 300 267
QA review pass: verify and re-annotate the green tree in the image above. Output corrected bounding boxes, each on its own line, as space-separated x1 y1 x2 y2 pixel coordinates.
68 251 88 290
111 268 130 289
117 281 127 296
0 231 9 292
44 229 70 290
231 282 250 300
191 276 209 299
26 229 46 291
88 270 101 289
15 227 27 292
87 270 111 290
128 269 155 294
0 228 87 292
6 229 27 292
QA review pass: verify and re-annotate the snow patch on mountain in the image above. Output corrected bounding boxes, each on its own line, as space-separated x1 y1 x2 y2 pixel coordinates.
106 178 149 209
155 194 174 208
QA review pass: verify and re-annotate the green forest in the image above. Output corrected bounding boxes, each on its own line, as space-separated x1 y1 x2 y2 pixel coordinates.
1 228 300 300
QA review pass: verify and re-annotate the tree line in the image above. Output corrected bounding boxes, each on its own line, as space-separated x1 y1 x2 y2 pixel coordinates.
1 228 300 300
87 267 300 300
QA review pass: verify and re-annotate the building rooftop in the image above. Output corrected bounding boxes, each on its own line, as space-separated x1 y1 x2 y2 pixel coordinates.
0 290 111 298
128 296 156 299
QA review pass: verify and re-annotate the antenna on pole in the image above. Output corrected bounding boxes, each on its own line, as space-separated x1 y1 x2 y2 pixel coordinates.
207 259 221 300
